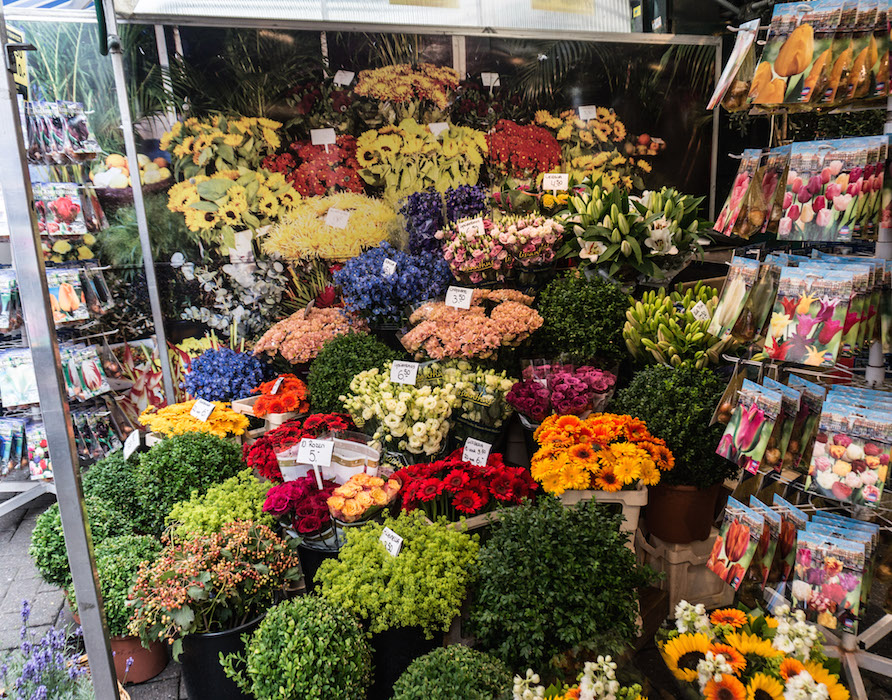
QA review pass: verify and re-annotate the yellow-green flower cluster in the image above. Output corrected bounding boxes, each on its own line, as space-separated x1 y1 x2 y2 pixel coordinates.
439 360 516 428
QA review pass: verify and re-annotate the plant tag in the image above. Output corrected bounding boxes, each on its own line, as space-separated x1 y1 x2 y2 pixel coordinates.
651 15 663 30
310 128 337 146
462 438 491 466
457 217 485 237
325 208 350 229
190 398 215 422
542 173 569 192
303 299 315 319
481 72 500 87
123 430 140 460
691 301 711 322
333 69 355 86
428 122 449 138
578 105 598 120
297 438 334 467
271 377 284 394
382 258 398 277
445 286 473 309
390 361 419 385
380 527 403 557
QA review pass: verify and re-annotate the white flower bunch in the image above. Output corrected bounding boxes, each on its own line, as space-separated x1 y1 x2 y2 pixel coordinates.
772 604 821 660
695 652 734 693
578 655 621 700
440 359 516 428
512 669 546 700
783 670 829 700
674 600 712 635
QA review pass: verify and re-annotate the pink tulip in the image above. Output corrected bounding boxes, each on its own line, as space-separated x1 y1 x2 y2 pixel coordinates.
783 191 793 209
825 183 842 200
833 194 853 211
779 217 793 237
828 160 844 176
788 204 801 221
790 177 803 194
816 208 833 228
798 188 812 203
821 167 832 184
813 195 826 212
847 181 862 197
807 175 823 195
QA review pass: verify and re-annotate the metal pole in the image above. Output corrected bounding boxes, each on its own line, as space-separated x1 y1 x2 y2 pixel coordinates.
102 0 175 401
708 39 721 220
0 10 118 700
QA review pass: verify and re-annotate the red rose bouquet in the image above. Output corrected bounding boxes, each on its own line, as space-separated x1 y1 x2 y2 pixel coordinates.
486 119 561 181
252 374 310 417
263 475 339 540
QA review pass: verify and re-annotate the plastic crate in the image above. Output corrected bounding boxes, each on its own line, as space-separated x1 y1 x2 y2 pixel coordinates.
560 484 647 551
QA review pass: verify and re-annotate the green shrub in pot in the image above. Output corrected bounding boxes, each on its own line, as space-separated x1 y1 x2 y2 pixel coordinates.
81 450 141 520
391 645 513 700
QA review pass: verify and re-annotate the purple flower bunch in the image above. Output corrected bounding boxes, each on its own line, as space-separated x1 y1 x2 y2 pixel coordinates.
184 347 267 401
445 184 488 222
548 371 591 415
507 364 617 422
506 380 551 423
400 188 444 255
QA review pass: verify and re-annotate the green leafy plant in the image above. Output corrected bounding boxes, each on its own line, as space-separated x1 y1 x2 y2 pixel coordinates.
29 497 133 588
391 645 513 700
66 535 161 637
166 469 273 537
469 498 653 679
80 450 141 522
221 597 372 699
316 510 479 638
612 364 735 489
308 333 401 413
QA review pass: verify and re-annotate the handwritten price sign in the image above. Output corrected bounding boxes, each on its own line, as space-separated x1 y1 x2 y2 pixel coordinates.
462 438 492 466
123 430 140 460
390 361 419 385
382 258 398 277
380 527 403 557
297 438 334 468
542 173 569 192
445 286 473 309
190 398 216 422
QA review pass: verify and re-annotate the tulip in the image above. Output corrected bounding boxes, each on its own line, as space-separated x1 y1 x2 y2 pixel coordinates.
807 174 823 195
836 173 850 188
783 191 793 209
813 195 826 211
847 181 862 197
798 187 812 204
800 202 815 223
724 518 751 562
734 401 766 453
828 160 844 176
825 183 842 200
816 208 833 228
788 204 801 221
850 166 863 182
821 167 832 184
778 217 793 237
790 176 803 193
779 519 796 558
833 194 853 211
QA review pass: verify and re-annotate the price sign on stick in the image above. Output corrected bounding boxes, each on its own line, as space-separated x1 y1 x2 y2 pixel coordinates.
325 208 350 229
390 361 419 385
333 70 355 86
380 527 403 557
190 398 215 422
542 173 569 192
462 438 492 466
123 430 140 460
310 128 337 146
690 301 711 322
481 72 500 87
428 122 449 138
297 438 334 468
445 286 473 309
382 258 398 277
271 377 284 394
578 105 598 120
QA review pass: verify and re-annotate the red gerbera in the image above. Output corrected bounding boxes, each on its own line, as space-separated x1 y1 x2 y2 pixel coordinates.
454 489 487 514
490 474 516 501
442 468 471 493
417 478 443 502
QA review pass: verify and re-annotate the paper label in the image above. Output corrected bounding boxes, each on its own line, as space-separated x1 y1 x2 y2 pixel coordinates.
123 430 140 460
303 299 315 319
325 208 351 229
380 526 403 557
310 128 337 146
457 217 485 237
390 361 419 385
297 438 334 467
333 70 355 86
691 300 711 322
462 438 492 466
382 258 398 277
190 398 216 422
481 72 500 87
228 229 255 266
542 173 569 191
578 105 598 120
445 286 473 309
271 377 284 395
428 122 449 138
652 15 663 30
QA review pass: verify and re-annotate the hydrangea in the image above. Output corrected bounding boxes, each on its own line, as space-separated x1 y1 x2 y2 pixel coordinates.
184 348 267 401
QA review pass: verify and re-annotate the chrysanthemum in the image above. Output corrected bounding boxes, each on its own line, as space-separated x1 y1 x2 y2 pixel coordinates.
745 673 783 700
704 675 746 700
725 632 784 659
662 633 711 682
711 609 748 629
778 658 804 681
594 465 622 492
709 643 746 675
803 661 850 700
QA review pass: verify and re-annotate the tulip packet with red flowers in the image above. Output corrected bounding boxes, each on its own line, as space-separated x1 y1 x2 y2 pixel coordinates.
716 379 782 474
785 374 827 471
798 261 871 357
707 497 764 590
714 149 762 237
749 496 782 589
773 493 810 597
761 377 802 472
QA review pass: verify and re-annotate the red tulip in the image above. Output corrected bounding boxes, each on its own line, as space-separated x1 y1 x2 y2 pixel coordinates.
725 518 751 562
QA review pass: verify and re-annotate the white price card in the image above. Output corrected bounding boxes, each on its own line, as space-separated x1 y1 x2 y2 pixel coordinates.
382 258 398 277
190 398 216 422
310 128 337 146
457 217 485 237
481 72 500 87
690 301 711 322
333 69 355 86
325 208 351 229
390 361 419 385
541 173 569 192
428 122 449 138
462 438 492 466
578 105 598 120
445 286 473 309
123 430 140 460
380 527 403 557
297 438 335 468
271 377 284 394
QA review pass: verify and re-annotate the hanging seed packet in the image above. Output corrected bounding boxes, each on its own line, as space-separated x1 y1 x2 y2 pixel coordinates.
0 268 18 333
816 0 858 105
59 102 100 161
714 150 762 236
733 153 774 239
798 261 871 356
773 494 811 597
785 374 827 471
26 421 52 480
845 0 880 100
709 18 762 110
717 379 783 474
46 268 89 325
749 496 783 589
708 256 760 340
762 377 802 472
871 0 889 97
807 520 875 619
0 349 38 407
707 497 765 590
45 183 86 237
761 145 793 235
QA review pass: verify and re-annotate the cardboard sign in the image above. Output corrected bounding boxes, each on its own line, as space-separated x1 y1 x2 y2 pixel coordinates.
390 361 419 385
445 286 473 309
190 398 215 422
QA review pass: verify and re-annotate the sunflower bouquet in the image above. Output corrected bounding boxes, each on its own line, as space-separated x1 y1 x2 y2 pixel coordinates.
353 63 459 112
530 413 674 496
660 600 849 700
139 399 250 438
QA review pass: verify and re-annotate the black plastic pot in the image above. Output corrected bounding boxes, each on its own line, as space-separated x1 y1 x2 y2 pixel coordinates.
368 626 439 700
179 615 264 700
369 323 406 354
297 544 339 593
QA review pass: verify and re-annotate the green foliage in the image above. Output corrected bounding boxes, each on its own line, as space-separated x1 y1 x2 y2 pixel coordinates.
316 510 479 638
532 272 628 361
392 645 513 700
308 333 401 413
166 469 273 537
469 498 653 678
612 365 735 488
221 597 372 699
66 535 161 636
81 451 140 522
135 432 244 536
29 497 133 588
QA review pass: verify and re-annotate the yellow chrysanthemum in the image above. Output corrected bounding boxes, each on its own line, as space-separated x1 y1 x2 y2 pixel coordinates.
745 673 783 700
661 633 710 682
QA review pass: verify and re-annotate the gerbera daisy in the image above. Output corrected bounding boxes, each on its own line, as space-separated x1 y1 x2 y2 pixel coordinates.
704 675 746 700
568 443 597 465
417 478 443 502
745 673 783 700
725 632 784 659
561 460 593 491
594 465 622 492
613 455 642 484
803 661 850 700
442 468 470 493
778 658 804 681
453 488 486 514
661 633 710 682
709 643 746 675
711 609 749 629
639 460 661 486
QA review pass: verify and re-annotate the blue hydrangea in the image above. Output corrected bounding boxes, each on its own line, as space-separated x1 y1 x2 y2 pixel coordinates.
184 348 267 401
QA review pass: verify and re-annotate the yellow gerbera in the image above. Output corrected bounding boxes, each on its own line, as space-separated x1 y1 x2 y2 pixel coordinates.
561 460 592 491
725 632 783 659
534 109 552 125
661 633 710 682
613 455 641 484
593 465 622 492
745 673 783 700
803 661 850 700
638 460 661 485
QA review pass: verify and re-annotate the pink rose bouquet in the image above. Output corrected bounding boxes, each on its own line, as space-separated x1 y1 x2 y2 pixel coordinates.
507 363 617 423
263 475 339 538
436 216 511 285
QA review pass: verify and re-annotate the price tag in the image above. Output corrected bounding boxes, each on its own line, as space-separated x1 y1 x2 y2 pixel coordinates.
457 217 485 237
297 438 334 468
390 361 419 385
428 122 449 138
333 69 355 86
271 377 284 395
310 128 337 146
382 258 398 277
123 430 140 460
303 299 315 319
190 398 216 422
691 301 711 322
651 15 663 30
462 438 492 466
578 105 598 120
380 527 403 557
325 208 351 229
542 173 569 192
481 72 500 87
445 286 473 309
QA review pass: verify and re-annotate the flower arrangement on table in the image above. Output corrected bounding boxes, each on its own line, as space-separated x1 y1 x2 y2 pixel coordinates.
286 81 359 134
531 413 674 496
327 472 402 524
252 307 368 365
486 119 562 183
260 192 399 261
341 362 459 458
353 63 460 111
333 242 452 326
261 135 363 197
507 364 617 424
401 289 543 360
512 657 647 700
400 185 488 255
660 600 849 700
243 413 354 482
504 214 565 272
263 475 339 541
139 399 250 438
395 448 536 521
184 347 266 401
439 360 517 443
251 374 310 417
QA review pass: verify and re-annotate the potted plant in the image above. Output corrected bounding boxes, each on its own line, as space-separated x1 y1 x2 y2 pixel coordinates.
66 534 167 683
220 597 372 699
128 520 302 700
612 365 735 543
391 645 513 700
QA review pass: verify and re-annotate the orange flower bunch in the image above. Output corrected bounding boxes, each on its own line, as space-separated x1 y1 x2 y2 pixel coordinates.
252 374 309 417
327 472 401 523
531 413 674 495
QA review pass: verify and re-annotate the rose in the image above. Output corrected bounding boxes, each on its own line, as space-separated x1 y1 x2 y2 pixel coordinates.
297 515 323 534
264 490 292 516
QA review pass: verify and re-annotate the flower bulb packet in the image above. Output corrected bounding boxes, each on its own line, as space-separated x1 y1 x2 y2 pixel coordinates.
785 374 827 471
707 256 760 340
773 493 811 598
0 348 38 408
762 377 802 472
811 0 855 105
806 521 874 622
731 257 782 342
797 261 871 356
46 268 90 325
714 150 762 236
812 511 881 611
814 253 886 350
749 496 782 590
761 146 792 234
716 378 783 474
707 496 764 590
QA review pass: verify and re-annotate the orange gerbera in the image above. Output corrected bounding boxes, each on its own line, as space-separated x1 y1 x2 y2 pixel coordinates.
623 417 651 441
556 414 582 431
568 442 597 465
594 465 622 492
711 609 749 629
709 643 746 675
779 658 805 681
704 675 746 700
640 439 675 471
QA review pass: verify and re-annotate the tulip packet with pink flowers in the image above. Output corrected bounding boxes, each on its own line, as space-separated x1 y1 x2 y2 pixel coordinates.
806 521 872 632
714 149 762 236
748 496 782 590
716 379 782 474
813 511 880 614
773 494 810 598
798 260 871 357
707 496 764 590
760 145 792 235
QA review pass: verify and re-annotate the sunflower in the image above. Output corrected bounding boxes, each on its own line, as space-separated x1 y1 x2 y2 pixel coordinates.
763 616 779 629
711 609 748 629
556 124 573 141
661 633 710 682
594 465 622 492
778 658 804 681
803 661 850 700
184 208 219 232
709 643 746 675
725 632 783 660
704 675 746 700
223 133 243 148
442 138 460 157
218 202 242 226
595 106 611 121
745 673 783 700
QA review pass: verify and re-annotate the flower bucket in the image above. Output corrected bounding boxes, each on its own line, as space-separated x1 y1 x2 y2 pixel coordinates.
518 413 541 462
276 431 381 484
645 482 723 544
369 322 406 354
296 542 339 593
368 626 439 700
449 416 507 454
110 635 168 684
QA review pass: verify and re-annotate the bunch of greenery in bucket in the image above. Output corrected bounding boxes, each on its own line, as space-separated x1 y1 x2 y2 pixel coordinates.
391 645 513 700
221 597 372 700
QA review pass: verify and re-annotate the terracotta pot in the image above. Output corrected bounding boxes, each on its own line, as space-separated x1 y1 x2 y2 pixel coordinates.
645 482 722 544
110 636 168 684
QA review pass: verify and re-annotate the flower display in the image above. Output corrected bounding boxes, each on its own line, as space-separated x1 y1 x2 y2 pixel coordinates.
436 216 513 285
252 307 368 364
507 363 617 422
513 657 647 700
261 192 399 261
486 119 562 181
327 472 401 523
184 347 266 401
531 413 674 495
395 448 536 520
334 242 452 325
263 475 338 535
401 289 543 360
439 360 517 440
251 374 310 417
139 399 250 437
261 134 363 197
400 188 445 254
353 63 460 110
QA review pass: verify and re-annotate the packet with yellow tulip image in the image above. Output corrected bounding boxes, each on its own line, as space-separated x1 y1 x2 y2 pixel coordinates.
844 0 880 101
